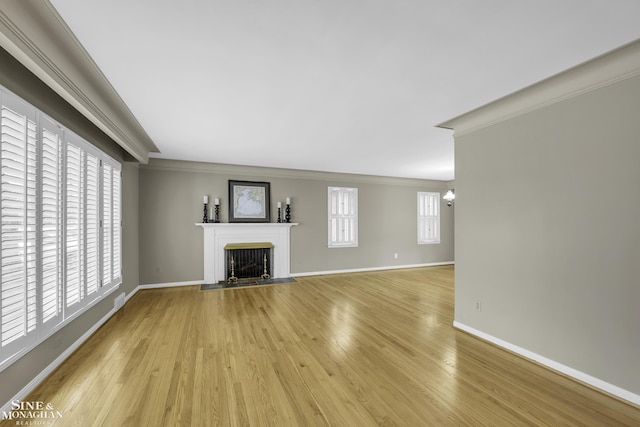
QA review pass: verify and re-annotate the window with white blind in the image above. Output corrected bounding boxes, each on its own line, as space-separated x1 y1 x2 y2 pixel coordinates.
417 192 440 244
328 187 358 248
0 86 122 369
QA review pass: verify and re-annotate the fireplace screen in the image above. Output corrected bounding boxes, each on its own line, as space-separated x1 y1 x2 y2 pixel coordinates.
224 242 274 281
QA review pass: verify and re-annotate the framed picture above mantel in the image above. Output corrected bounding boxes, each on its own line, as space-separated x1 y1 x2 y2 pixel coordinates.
228 180 271 223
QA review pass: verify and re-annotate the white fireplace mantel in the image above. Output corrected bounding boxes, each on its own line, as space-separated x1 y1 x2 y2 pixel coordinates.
196 223 298 283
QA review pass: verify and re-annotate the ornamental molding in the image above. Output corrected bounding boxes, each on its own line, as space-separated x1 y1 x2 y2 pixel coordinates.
438 39 640 137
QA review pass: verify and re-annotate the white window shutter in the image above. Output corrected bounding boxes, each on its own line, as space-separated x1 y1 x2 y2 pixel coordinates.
0 85 123 367
329 188 339 244
111 166 121 283
102 162 112 287
417 192 441 244
41 118 63 328
0 95 38 351
85 153 100 296
65 141 84 311
328 187 358 247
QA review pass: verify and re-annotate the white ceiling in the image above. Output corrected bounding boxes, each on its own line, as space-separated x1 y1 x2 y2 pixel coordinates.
49 0 640 180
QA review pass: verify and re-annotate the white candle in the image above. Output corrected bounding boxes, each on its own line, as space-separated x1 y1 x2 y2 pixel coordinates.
286 197 291 204
214 198 220 206
203 195 209 204
209 206 213 220
277 202 282 208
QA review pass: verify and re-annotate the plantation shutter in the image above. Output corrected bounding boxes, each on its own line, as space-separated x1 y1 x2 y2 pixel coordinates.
328 187 358 247
102 162 112 286
0 94 38 351
65 140 84 312
41 117 63 330
85 153 100 296
417 192 440 244
0 84 123 368
110 163 121 285
329 188 338 244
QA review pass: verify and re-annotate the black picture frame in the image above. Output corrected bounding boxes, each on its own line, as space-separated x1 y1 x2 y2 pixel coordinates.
228 180 271 223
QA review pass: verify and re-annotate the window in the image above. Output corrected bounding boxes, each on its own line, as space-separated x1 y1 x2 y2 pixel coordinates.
417 192 440 244
328 187 358 248
0 86 122 368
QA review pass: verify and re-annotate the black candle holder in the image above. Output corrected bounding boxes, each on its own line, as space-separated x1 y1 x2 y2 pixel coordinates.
285 203 291 223
277 207 282 223
214 204 220 223
203 203 208 223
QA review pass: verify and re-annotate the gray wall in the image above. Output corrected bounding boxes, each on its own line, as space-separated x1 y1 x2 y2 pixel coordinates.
455 74 640 394
0 47 140 407
139 160 454 284
121 162 140 295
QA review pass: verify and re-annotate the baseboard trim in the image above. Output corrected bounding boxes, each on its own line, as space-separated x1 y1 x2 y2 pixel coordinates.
292 261 454 278
453 321 640 407
136 280 203 290
123 281 203 306
1 308 117 414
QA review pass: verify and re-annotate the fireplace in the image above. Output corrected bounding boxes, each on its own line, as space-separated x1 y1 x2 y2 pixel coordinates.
225 242 273 282
196 223 297 284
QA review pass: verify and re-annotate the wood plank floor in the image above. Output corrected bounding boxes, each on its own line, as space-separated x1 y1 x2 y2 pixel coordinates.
5 266 640 426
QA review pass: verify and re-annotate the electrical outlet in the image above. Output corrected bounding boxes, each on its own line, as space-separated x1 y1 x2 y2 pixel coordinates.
394 253 398 259
474 300 482 312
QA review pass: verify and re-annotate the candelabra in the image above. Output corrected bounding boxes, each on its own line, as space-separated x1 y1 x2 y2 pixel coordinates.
285 203 291 223
277 206 282 223
202 202 208 223
214 204 220 223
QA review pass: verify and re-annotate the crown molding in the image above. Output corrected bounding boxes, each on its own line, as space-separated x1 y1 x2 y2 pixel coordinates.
0 0 158 163
141 158 450 188
438 38 640 137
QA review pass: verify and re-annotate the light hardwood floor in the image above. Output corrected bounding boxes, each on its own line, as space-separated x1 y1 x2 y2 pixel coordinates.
5 266 640 426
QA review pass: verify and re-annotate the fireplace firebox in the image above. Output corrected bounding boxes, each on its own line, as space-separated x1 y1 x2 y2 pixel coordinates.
224 242 273 282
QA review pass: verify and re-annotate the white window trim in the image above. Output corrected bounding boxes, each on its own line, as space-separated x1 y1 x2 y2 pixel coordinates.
328 186 358 248
0 85 122 371
417 191 441 244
